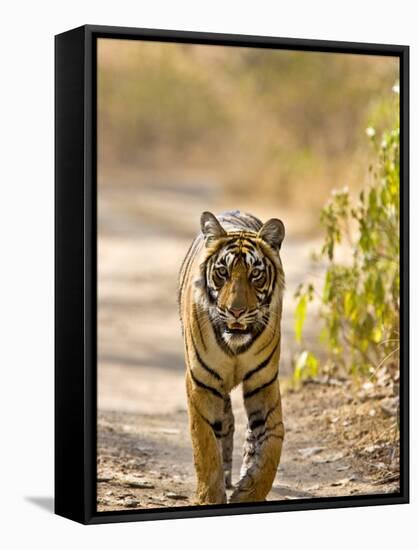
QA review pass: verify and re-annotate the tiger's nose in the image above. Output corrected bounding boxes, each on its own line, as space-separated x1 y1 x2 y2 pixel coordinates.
229 307 245 319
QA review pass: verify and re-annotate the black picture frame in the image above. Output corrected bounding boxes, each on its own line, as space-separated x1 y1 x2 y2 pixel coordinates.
55 24 409 525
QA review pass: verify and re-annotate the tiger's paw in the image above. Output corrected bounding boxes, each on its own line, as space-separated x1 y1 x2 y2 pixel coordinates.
229 476 254 503
196 486 227 505
229 475 267 503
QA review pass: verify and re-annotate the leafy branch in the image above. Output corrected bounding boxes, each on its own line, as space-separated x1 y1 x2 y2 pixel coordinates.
293 122 400 382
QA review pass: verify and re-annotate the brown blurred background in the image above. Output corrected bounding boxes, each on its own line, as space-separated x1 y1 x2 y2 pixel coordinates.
97 38 398 413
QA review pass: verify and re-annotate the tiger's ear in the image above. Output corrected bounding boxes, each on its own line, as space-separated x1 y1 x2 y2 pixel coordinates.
258 218 285 251
200 211 226 243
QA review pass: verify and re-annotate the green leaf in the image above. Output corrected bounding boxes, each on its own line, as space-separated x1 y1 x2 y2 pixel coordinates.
294 351 319 382
294 294 307 344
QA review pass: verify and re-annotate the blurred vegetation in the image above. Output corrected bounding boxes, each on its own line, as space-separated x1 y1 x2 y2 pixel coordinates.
293 100 400 383
98 39 398 220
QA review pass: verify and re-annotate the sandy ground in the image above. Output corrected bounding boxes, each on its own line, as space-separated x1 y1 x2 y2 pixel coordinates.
97 178 399 511
97 381 399 511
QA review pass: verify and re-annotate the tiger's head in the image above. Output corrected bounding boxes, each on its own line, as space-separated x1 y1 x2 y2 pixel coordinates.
198 211 285 353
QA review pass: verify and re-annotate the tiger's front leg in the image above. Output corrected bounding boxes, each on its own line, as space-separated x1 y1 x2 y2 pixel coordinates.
222 395 235 488
230 377 284 503
186 371 227 505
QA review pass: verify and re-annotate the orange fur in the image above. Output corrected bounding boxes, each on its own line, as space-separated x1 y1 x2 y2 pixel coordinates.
179 211 285 504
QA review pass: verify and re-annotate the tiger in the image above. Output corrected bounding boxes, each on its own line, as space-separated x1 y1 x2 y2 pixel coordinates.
178 210 286 505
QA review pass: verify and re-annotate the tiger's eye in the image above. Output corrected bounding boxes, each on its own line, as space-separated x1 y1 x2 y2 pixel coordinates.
251 268 261 278
217 266 228 277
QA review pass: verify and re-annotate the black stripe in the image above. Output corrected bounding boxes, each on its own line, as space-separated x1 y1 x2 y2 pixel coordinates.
219 424 234 438
212 324 235 357
248 409 262 420
191 332 221 384
203 260 217 305
192 304 207 352
192 403 223 436
223 232 257 241
263 267 276 308
223 212 254 228
213 420 234 439
249 418 265 431
268 264 277 301
248 397 281 430
189 369 224 399
219 211 262 232
243 341 279 381
255 324 276 354
241 213 263 231
212 420 222 432
178 237 200 301
229 216 252 230
244 371 279 399
255 420 284 441
222 242 240 254
265 397 280 421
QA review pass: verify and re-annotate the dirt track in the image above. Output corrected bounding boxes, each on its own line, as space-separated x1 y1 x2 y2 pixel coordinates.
97 380 399 511
97 179 399 512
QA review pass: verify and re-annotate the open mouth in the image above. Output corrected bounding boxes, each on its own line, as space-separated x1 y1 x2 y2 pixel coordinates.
225 322 248 334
